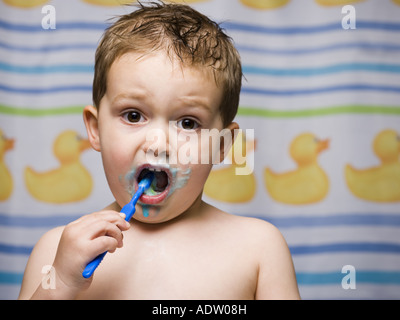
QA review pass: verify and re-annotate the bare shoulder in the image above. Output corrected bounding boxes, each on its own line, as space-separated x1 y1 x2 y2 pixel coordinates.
204 205 300 299
230 215 300 299
202 203 290 259
18 226 64 299
234 214 282 239
33 225 65 255
236 215 290 258
208 204 286 246
234 215 300 299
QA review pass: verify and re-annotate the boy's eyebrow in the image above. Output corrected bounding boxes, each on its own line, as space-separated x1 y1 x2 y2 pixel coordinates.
178 96 213 114
112 92 214 114
111 91 149 104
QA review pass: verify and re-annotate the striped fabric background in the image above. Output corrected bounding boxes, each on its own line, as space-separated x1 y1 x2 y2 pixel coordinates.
1 0 400 299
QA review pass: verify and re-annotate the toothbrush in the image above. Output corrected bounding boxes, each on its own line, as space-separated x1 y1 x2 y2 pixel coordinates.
82 172 154 278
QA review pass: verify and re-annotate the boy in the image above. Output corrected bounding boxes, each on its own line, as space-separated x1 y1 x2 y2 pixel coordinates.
18 2 300 300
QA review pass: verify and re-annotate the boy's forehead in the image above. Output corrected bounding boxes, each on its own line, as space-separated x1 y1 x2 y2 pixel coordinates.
113 50 217 79
108 51 221 93
106 51 223 109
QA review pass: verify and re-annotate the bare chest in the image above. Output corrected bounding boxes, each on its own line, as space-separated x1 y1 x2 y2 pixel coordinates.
81 232 257 299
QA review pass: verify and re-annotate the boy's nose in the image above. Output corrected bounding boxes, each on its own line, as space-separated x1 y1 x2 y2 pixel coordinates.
142 121 172 163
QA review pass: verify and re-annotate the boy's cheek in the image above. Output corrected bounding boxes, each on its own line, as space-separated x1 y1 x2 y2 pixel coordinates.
175 130 224 166
185 164 213 199
102 153 133 195
199 132 226 165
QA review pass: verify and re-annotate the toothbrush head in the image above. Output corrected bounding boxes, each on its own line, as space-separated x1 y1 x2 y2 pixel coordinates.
122 171 154 221
138 171 154 192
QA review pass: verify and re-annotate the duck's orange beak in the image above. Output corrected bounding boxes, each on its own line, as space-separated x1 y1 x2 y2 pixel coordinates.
79 138 91 152
4 138 14 152
397 135 400 152
317 138 329 153
246 138 257 153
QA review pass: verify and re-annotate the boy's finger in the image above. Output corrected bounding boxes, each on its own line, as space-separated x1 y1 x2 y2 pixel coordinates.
95 210 130 228
76 211 130 230
86 220 125 246
89 236 119 257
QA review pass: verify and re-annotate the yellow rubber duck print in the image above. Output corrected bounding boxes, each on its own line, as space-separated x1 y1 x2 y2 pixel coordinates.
3 0 48 8
315 0 363 6
24 130 93 204
345 129 400 202
264 133 330 205
0 130 14 201
392 0 400 6
204 130 256 203
240 0 290 10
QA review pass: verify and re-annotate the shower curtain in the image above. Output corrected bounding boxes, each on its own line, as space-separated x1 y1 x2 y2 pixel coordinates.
1 0 399 299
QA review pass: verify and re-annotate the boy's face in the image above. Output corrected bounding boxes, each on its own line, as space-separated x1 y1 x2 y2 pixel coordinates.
84 51 237 223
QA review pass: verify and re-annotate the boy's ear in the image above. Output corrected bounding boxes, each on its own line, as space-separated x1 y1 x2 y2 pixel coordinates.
218 122 239 163
83 105 101 152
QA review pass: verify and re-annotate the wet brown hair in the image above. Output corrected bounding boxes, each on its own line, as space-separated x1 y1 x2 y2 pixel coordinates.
92 1 242 127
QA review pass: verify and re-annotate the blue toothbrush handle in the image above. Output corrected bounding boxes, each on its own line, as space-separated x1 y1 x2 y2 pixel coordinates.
81 200 138 278
81 172 153 278
81 202 135 279
82 251 107 278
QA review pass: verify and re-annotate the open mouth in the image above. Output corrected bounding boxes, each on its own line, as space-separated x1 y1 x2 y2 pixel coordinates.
135 165 171 204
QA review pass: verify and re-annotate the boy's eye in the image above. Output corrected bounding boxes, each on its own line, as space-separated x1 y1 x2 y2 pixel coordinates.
123 111 144 123
178 118 199 130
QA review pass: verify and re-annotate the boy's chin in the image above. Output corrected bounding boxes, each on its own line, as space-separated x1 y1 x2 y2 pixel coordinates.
132 208 181 224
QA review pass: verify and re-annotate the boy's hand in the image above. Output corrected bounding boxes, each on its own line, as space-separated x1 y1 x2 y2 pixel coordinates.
52 211 130 295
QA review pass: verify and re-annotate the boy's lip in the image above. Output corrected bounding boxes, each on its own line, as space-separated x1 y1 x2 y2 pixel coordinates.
134 163 172 205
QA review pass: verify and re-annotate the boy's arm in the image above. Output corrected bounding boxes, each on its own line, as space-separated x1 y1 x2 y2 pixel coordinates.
254 222 301 300
18 211 130 300
18 226 72 299
18 226 89 299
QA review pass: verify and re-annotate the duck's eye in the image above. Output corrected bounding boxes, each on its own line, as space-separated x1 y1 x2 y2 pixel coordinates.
123 111 143 123
178 118 199 130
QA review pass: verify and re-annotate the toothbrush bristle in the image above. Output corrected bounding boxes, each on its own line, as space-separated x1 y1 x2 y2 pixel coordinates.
139 172 154 190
